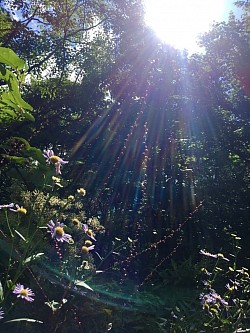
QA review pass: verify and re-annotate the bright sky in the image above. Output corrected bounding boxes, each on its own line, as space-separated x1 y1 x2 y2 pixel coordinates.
144 0 241 53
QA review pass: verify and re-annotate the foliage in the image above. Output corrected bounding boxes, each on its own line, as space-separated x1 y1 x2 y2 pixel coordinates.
168 237 250 332
0 0 250 331
0 47 33 122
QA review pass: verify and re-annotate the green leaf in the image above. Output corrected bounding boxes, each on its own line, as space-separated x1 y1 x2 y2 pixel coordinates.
12 137 31 149
23 111 35 121
74 280 93 291
4 318 43 324
3 138 45 164
1 155 27 164
0 47 25 70
0 91 19 109
26 147 45 164
0 109 17 118
9 80 33 111
6 280 14 289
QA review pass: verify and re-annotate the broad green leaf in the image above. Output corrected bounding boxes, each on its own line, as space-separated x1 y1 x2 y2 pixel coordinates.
1 91 19 109
12 137 31 149
0 65 18 88
27 147 45 163
23 111 35 122
0 109 16 117
0 47 25 70
9 82 33 111
11 138 45 163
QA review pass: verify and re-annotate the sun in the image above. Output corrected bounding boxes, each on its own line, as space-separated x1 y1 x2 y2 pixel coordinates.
144 0 227 53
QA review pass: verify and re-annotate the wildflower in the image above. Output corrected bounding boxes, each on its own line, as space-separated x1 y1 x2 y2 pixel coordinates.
68 195 74 201
200 289 228 310
0 308 4 320
85 240 93 246
226 283 235 292
13 284 35 302
72 218 81 227
81 244 95 254
43 149 68 175
83 224 96 241
9 204 27 214
52 176 63 188
47 220 72 243
0 203 15 210
77 188 86 196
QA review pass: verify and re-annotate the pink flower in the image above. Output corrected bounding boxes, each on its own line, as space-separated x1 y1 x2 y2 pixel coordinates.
47 220 72 243
13 284 35 302
43 149 68 175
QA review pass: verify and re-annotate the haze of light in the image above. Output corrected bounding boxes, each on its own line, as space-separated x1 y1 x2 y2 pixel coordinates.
144 0 227 53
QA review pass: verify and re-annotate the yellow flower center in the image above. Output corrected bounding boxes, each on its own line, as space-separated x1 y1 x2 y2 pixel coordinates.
49 155 60 164
72 218 80 226
81 246 89 254
17 207 27 214
85 240 92 246
20 289 28 297
86 229 93 237
55 226 64 237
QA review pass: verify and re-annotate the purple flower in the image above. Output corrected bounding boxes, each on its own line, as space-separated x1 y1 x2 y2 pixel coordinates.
83 224 96 241
0 307 4 320
47 220 72 243
43 149 68 175
200 289 228 309
13 284 35 302
0 203 15 210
